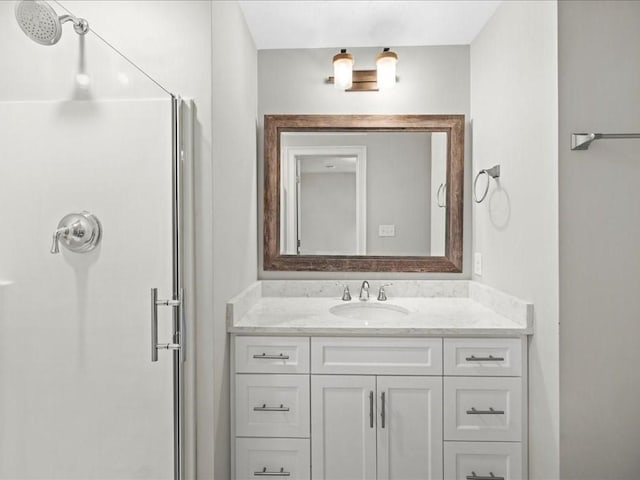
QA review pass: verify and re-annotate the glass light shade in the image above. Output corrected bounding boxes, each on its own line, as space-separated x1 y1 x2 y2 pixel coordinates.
333 50 353 90
376 49 398 89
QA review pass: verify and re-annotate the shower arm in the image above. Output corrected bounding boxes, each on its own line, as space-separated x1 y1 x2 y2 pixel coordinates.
59 14 89 35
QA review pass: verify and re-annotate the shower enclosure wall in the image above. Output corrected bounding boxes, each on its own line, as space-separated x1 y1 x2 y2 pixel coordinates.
0 2 193 479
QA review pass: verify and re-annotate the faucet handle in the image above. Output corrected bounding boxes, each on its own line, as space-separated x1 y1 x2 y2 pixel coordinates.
336 283 352 301
377 283 392 301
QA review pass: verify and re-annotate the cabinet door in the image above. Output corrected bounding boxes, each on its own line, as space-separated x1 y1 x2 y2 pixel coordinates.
311 375 377 480
377 376 443 480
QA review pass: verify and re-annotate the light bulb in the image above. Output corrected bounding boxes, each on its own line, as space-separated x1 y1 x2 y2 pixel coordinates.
333 49 353 90
376 48 398 89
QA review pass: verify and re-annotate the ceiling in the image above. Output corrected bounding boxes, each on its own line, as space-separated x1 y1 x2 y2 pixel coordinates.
238 1 502 50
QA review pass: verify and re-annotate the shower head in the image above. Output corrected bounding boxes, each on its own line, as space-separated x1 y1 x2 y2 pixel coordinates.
15 0 89 46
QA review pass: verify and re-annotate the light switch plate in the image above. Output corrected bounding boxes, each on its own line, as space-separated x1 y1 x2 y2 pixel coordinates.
474 252 482 276
379 225 395 237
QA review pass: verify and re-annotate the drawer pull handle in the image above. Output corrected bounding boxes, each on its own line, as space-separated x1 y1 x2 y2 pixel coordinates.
253 404 290 412
466 407 505 415
466 472 504 480
381 391 386 429
254 467 291 477
465 355 504 362
253 353 290 360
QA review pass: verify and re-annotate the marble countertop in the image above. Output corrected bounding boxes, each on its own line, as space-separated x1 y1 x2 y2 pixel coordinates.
227 281 533 336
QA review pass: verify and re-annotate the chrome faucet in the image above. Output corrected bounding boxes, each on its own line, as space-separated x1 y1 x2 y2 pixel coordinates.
359 281 370 301
377 283 392 301
336 283 351 301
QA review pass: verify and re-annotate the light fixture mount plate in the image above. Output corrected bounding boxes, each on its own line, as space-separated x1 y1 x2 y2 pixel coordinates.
327 70 378 91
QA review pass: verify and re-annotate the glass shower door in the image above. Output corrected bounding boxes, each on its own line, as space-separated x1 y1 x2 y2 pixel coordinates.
0 6 183 478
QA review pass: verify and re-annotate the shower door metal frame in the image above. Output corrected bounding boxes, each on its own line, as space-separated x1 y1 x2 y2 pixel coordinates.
151 94 186 480
170 94 185 480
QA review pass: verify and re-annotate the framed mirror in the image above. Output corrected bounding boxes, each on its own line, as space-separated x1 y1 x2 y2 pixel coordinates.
264 114 464 272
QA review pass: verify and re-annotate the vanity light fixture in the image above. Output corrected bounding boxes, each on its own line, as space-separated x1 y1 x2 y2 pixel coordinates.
332 49 353 90
328 48 398 92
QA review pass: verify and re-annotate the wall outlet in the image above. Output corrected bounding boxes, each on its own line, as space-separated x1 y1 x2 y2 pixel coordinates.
474 252 483 276
378 224 395 237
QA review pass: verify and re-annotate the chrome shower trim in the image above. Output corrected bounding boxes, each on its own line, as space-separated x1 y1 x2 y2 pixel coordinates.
59 14 89 35
50 211 102 254
15 1 89 46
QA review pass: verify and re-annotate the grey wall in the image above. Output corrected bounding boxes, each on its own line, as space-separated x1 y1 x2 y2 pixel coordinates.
470 2 559 479
366 133 431 256
258 45 470 279
211 2 258 479
558 1 640 478
430 133 447 256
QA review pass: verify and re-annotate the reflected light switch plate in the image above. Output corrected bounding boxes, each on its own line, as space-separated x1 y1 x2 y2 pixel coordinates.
474 252 482 276
379 225 395 237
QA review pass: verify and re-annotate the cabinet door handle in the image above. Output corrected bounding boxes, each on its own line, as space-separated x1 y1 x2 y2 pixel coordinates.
253 353 290 360
369 391 374 428
253 404 290 412
466 407 505 415
254 467 291 476
466 472 504 480
465 355 504 362
381 391 386 428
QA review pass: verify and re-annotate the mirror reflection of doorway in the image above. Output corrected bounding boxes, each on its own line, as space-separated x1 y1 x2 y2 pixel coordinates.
282 145 367 255
298 155 358 255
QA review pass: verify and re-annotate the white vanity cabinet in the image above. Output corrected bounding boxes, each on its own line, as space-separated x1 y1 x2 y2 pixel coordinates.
231 335 527 480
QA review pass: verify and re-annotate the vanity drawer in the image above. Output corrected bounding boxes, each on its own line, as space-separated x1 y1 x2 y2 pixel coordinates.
235 374 310 438
444 338 522 376
444 377 522 441
444 441 523 480
235 336 310 374
235 438 310 480
311 337 442 375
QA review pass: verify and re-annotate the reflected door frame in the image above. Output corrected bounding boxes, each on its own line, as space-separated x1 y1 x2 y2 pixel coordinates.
281 145 367 255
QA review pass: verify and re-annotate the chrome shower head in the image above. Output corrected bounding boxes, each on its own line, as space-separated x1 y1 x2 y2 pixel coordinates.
15 0 89 46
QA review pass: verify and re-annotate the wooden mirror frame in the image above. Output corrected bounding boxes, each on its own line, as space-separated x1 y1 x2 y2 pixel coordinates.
264 114 464 272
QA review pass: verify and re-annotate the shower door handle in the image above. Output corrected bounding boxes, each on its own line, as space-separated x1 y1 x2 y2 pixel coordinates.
151 287 183 362
151 288 159 362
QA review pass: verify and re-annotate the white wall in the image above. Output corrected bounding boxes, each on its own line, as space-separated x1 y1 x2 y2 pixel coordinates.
470 2 559 479
558 2 640 478
2 2 213 478
211 2 258 479
258 45 471 279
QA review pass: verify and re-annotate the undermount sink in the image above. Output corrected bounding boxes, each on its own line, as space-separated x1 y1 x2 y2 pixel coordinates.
330 302 410 321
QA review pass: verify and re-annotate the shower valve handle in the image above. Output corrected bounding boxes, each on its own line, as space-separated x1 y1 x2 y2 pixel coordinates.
50 212 102 255
50 227 69 254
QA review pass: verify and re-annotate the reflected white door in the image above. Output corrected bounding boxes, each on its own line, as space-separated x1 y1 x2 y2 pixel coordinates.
0 99 174 479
